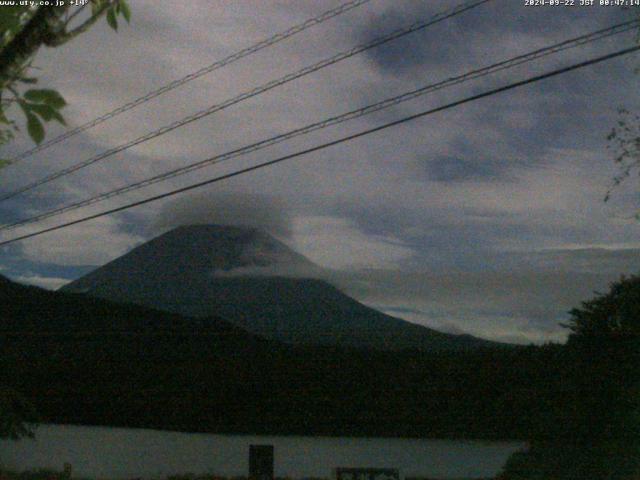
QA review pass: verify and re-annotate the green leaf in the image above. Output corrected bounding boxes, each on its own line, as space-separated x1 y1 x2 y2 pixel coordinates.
50 109 66 126
17 99 32 115
25 112 44 144
53 110 67 126
24 89 66 109
0 107 9 125
0 158 11 169
21 102 66 126
0 127 15 145
106 8 118 30
28 103 57 121
119 0 131 22
91 0 102 16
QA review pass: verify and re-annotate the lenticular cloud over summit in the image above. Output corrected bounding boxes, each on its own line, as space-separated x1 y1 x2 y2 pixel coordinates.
154 192 293 240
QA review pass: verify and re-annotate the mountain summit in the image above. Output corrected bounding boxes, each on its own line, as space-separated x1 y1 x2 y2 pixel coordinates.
62 224 500 351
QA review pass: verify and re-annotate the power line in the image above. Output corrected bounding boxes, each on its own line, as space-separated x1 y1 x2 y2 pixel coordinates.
1 19 637 233
0 0 492 202
5 0 372 165
1 44 638 248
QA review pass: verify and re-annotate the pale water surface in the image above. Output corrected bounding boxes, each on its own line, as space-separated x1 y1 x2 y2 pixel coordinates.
0 424 526 479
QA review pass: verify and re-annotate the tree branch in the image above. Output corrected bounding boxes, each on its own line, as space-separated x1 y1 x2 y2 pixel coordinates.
46 1 113 47
0 6 68 87
63 2 89 28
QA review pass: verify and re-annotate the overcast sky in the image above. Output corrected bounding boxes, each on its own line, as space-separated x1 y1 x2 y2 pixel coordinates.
1 0 640 344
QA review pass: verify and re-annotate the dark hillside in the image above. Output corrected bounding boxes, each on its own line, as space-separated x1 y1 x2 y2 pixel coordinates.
2 274 565 439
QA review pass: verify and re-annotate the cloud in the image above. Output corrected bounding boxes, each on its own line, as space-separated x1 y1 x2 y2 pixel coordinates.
12 274 70 290
512 247 640 275
292 215 416 270
154 193 416 272
328 267 623 344
154 192 293 238
0 0 638 346
419 155 512 183
213 263 323 279
359 0 629 79
16 216 143 267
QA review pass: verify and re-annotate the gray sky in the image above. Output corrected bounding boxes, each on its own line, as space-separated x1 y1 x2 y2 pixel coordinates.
1 0 640 344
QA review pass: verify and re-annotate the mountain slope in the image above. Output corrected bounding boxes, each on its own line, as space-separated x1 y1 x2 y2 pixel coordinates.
0 272 262 344
61 225 501 351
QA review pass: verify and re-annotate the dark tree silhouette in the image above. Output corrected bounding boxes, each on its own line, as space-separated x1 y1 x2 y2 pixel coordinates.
0 380 36 440
500 275 640 479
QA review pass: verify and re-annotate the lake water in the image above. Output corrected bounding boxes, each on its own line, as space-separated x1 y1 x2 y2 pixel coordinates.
0 424 526 479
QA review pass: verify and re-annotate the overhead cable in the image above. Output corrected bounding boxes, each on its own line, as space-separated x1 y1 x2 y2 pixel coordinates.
0 0 492 202
1 19 637 232
5 0 373 165
1 44 638 247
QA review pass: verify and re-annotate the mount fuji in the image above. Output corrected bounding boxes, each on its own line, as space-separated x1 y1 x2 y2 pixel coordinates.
61 224 501 351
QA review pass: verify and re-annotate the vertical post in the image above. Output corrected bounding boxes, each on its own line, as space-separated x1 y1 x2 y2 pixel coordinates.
249 444 274 480
62 463 72 480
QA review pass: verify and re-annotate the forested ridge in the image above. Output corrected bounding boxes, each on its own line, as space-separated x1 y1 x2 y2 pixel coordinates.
2 274 567 440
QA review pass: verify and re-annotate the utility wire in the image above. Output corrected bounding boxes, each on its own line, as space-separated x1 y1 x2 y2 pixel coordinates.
1 44 638 248
0 0 492 202
5 0 372 165
1 19 637 233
